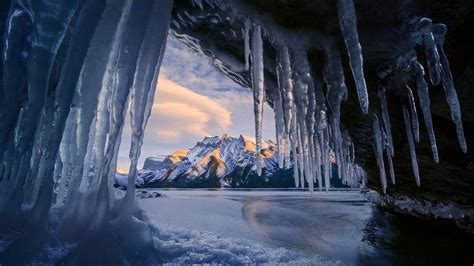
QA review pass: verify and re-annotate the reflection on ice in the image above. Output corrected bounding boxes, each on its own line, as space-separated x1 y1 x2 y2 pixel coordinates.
140 189 474 265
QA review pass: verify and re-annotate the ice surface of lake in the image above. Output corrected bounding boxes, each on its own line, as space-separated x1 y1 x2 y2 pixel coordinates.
139 189 474 265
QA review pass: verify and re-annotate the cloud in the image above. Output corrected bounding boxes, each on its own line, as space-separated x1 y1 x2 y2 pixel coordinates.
148 77 231 144
160 38 239 94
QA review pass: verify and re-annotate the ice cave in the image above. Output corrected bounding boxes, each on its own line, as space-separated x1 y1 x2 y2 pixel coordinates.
0 0 473 264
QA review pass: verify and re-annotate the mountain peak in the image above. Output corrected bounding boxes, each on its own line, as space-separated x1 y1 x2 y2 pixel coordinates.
133 134 289 188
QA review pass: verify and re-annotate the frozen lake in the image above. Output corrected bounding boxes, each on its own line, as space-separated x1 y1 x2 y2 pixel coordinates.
139 189 474 265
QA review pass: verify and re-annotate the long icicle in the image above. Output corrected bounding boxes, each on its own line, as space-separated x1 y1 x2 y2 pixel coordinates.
433 23 467 153
373 114 387 194
417 18 442 86
378 85 394 157
382 128 396 185
407 86 419 142
413 61 439 162
274 65 286 168
336 0 369 114
402 105 421 186
277 46 294 169
250 23 265 176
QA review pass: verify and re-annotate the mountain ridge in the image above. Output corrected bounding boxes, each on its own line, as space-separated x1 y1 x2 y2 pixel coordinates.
116 134 296 188
115 134 351 189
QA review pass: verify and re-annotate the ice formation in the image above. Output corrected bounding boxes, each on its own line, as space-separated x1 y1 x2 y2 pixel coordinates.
432 24 467 153
372 115 387 194
378 86 394 157
407 86 420 142
235 0 383 190
250 23 265 176
337 0 369 114
0 0 172 262
368 17 467 189
413 61 439 162
0 0 468 262
402 105 421 186
244 25 366 190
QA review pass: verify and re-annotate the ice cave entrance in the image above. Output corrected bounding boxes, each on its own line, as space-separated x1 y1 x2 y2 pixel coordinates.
117 37 277 172
0 0 472 264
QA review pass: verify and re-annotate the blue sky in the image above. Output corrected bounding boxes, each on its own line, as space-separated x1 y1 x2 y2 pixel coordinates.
117 37 275 169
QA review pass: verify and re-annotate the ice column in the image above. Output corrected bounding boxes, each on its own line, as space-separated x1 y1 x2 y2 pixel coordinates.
250 24 265 176
124 0 172 209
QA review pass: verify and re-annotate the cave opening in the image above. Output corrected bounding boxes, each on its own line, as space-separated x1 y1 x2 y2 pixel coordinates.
0 0 472 264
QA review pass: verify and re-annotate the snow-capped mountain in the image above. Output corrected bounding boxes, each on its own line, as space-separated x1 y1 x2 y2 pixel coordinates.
116 134 295 188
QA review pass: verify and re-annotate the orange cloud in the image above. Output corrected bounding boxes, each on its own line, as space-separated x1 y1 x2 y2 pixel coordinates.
145 76 231 144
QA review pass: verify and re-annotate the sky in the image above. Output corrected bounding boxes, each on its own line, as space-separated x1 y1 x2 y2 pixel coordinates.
117 37 275 170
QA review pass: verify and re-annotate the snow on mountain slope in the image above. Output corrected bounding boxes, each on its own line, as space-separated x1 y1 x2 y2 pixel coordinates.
119 134 294 188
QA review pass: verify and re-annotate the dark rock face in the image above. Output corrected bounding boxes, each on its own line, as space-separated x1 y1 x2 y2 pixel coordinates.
169 1 474 205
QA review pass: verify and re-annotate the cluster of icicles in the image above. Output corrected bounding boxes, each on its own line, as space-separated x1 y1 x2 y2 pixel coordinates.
243 0 369 191
0 0 172 234
373 18 466 193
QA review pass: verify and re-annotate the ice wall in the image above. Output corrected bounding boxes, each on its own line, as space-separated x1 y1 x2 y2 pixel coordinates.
0 0 172 259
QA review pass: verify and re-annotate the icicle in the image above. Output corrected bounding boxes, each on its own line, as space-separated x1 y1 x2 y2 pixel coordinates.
292 49 314 192
314 132 323 191
46 0 109 203
58 0 138 237
432 24 467 153
336 0 369 114
250 23 265 176
416 18 442 86
274 69 286 168
289 100 299 187
382 128 396 185
0 7 29 153
14 1 76 154
323 46 347 183
377 85 394 157
406 86 419 142
124 0 172 210
276 45 295 170
296 122 305 189
55 112 77 207
319 113 331 192
413 61 439 162
67 0 136 201
372 114 387 194
385 146 395 186
244 18 250 71
402 105 421 186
